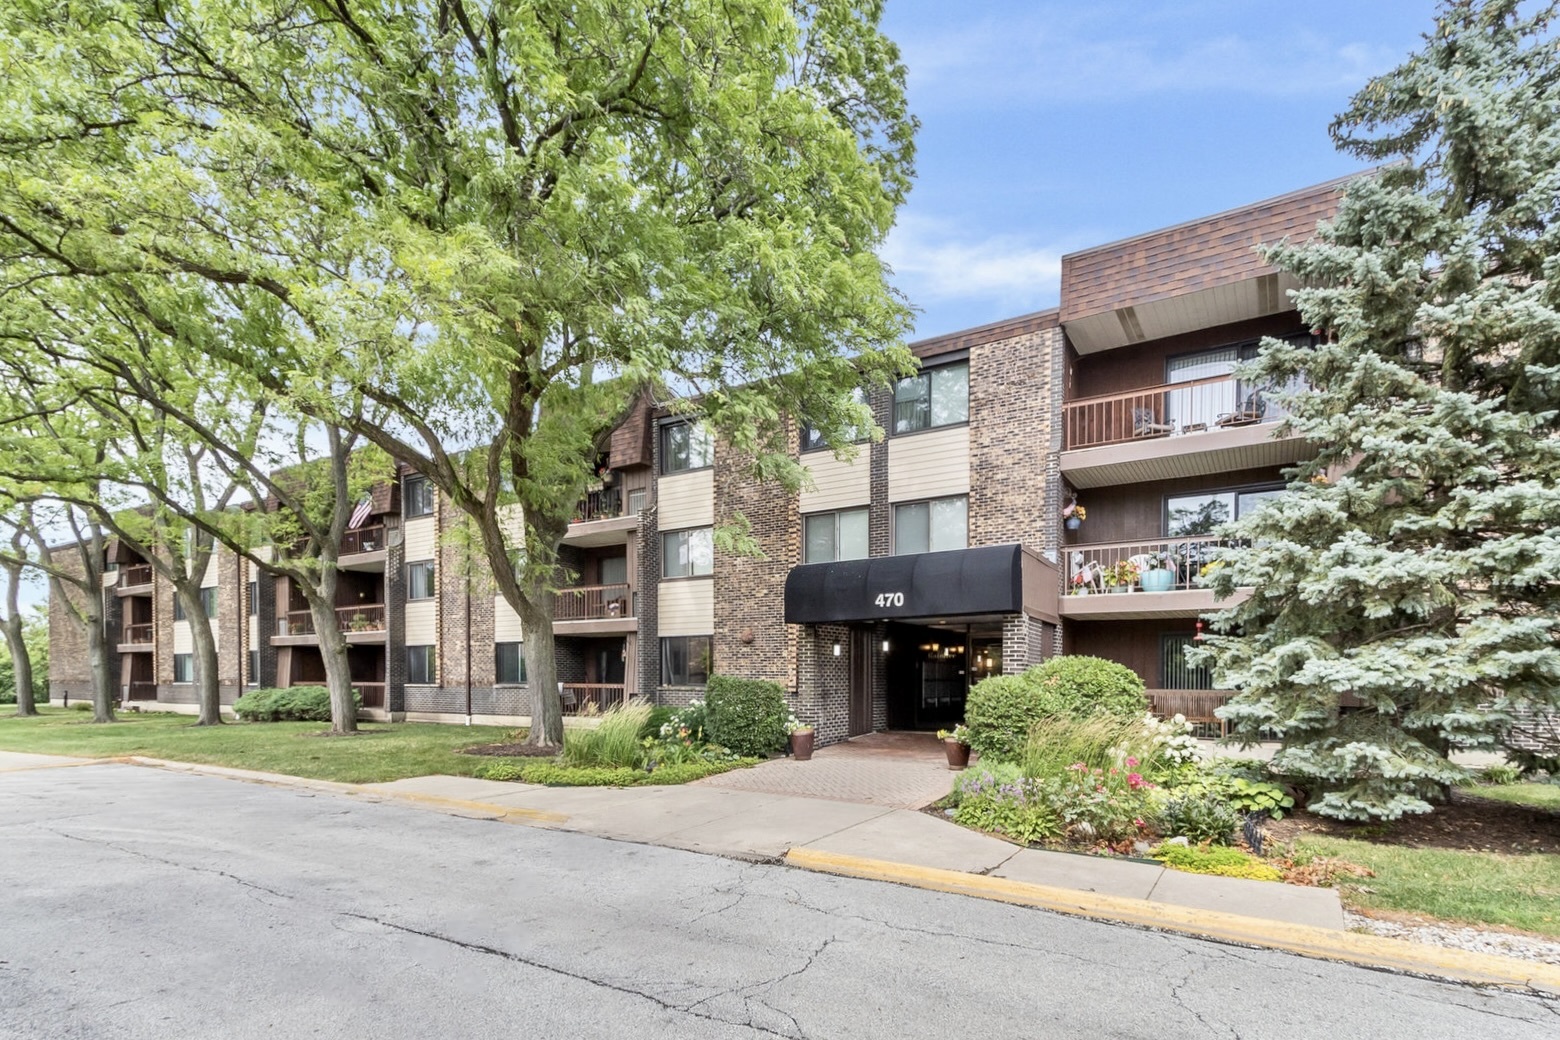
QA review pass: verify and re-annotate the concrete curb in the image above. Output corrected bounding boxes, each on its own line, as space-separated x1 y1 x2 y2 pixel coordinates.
123 757 568 826
784 848 1560 997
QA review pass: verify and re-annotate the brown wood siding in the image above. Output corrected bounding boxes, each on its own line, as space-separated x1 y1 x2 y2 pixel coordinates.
1067 619 1199 686
609 396 653 469
1070 314 1305 400
1063 466 1285 545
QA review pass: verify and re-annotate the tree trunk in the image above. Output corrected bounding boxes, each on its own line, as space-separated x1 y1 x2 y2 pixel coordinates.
85 609 115 723
181 587 223 726
2 611 33 716
305 566 357 734
518 581 563 747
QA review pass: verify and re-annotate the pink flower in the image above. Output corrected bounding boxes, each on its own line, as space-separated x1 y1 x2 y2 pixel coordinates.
1067 762 1088 772
1127 772 1145 789
1125 756 1139 768
1134 818 1146 829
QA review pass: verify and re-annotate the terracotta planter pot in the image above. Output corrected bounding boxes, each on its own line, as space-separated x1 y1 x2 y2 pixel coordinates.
790 729 815 761
943 739 971 770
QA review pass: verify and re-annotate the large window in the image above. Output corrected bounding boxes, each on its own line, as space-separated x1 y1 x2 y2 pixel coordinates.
407 645 436 685
495 643 527 684
403 474 434 518
661 635 712 687
801 388 870 452
1164 485 1283 537
803 508 869 564
407 560 436 600
172 654 193 684
893 496 968 555
1161 633 1213 690
199 586 218 619
659 421 713 474
892 361 968 434
661 528 713 578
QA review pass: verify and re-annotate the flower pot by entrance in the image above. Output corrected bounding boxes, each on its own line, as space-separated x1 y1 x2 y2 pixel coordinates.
942 739 971 770
790 729 815 761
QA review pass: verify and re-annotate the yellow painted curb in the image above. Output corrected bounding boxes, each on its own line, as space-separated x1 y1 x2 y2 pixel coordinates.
784 848 1560 996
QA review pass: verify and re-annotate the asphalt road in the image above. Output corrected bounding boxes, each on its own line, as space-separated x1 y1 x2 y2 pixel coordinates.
1 764 1555 1040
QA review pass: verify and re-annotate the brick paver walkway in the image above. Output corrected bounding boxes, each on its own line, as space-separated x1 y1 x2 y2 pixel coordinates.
695 731 957 809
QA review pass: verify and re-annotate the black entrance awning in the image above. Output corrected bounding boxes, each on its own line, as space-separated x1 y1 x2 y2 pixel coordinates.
783 544 1025 625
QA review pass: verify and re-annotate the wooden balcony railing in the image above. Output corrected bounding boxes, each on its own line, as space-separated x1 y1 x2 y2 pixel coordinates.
125 681 158 702
353 682 386 709
121 622 154 645
341 524 386 555
277 604 387 636
1147 689 1231 737
119 564 154 588
1065 535 1227 594
1063 373 1292 450
560 683 627 715
553 583 633 621
571 487 622 523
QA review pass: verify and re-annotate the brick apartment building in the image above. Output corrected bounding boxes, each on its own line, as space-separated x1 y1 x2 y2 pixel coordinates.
49 176 1347 742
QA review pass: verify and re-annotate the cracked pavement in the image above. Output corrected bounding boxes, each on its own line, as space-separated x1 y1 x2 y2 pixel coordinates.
2 763 1556 1039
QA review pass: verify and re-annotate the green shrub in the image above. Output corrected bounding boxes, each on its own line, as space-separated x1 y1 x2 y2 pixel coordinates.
233 686 351 722
1478 762 1523 786
561 702 652 769
704 676 787 757
1020 714 1161 779
641 706 676 740
954 789 1062 845
1155 792 1240 845
473 758 752 786
1154 843 1281 882
68 701 93 711
949 761 1023 807
964 656 1147 761
1176 773 1295 820
659 699 711 743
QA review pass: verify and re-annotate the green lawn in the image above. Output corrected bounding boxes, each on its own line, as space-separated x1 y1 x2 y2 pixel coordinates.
1294 836 1560 937
0 707 518 784
1463 782 1560 811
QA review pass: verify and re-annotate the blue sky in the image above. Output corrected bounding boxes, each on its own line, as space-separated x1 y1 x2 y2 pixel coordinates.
879 0 1436 339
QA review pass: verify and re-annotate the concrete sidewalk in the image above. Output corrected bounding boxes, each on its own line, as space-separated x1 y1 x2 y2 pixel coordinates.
363 772 1344 931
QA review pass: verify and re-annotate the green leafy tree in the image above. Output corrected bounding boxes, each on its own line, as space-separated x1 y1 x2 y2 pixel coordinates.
0 0 916 746
0 527 37 713
1196 0 1560 820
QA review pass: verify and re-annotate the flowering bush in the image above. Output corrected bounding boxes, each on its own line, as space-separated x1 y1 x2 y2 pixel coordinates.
951 762 1157 846
1143 712 1204 775
659 699 710 744
784 713 813 735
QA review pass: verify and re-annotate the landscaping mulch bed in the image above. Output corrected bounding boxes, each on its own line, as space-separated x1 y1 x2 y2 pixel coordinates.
1265 788 1560 855
459 742 560 758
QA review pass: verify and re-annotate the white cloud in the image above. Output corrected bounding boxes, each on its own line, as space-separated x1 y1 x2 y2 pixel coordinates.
897 7 1403 108
884 215 1068 314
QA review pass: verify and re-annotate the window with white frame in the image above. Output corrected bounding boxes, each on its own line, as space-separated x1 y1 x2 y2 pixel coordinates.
893 495 968 555
803 508 869 564
892 361 968 434
661 528 713 578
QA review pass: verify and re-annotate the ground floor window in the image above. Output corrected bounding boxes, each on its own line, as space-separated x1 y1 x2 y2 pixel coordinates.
495 642 527 684
407 645 436 685
1160 632 1212 689
172 654 193 684
661 635 711 687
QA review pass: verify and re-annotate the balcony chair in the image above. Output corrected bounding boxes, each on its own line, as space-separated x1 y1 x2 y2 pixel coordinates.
1131 407 1173 438
1214 389 1268 428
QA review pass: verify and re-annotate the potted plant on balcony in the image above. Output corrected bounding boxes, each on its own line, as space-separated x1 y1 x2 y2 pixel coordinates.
1140 550 1180 593
1102 559 1140 593
347 612 372 632
936 724 972 770
785 714 815 761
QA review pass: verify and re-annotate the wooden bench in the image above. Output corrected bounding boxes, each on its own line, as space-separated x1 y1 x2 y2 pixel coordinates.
1148 689 1230 737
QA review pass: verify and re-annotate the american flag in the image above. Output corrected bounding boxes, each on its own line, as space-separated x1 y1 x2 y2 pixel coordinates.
347 497 373 529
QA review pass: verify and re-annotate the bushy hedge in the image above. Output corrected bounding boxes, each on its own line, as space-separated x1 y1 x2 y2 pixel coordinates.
233 686 353 722
964 656 1147 761
705 675 788 756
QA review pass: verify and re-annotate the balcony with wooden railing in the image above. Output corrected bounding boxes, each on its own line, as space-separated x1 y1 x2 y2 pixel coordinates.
353 682 386 709
553 583 633 622
1064 373 1291 451
275 604 387 638
340 524 386 556
571 486 623 523
118 564 154 589
559 683 627 715
121 622 154 646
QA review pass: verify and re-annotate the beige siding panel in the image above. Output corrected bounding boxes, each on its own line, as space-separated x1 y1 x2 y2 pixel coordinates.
887 426 970 502
252 545 273 564
403 516 437 563
497 503 524 543
658 470 714 529
405 600 437 646
247 616 258 649
494 597 523 642
657 580 713 636
201 557 219 588
173 620 192 655
799 451 869 513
